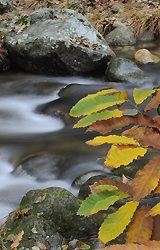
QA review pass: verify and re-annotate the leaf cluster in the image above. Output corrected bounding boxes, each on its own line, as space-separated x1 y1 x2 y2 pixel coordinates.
70 87 160 248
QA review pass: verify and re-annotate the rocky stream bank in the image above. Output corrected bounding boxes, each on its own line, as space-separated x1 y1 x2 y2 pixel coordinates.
0 0 160 249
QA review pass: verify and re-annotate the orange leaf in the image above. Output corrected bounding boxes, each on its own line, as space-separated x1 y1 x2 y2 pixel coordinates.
152 215 160 241
131 156 160 201
11 230 24 250
87 116 134 134
88 114 160 135
153 181 160 194
145 90 160 112
90 178 131 194
126 206 153 243
123 126 160 150
98 241 160 250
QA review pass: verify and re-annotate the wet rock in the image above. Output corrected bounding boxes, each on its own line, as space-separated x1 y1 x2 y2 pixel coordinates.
1 213 64 249
0 0 12 14
20 187 102 239
134 49 160 64
37 83 108 124
5 8 114 75
1 187 103 248
0 53 10 71
15 155 60 181
105 23 136 46
105 57 144 83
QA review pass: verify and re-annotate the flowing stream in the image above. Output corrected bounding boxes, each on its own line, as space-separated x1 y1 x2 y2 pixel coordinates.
0 42 160 223
0 73 111 222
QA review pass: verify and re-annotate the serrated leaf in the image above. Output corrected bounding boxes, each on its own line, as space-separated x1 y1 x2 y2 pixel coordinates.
105 145 147 168
95 184 118 192
126 206 153 243
152 215 160 240
131 156 160 201
145 90 160 111
153 181 160 194
99 241 160 250
86 135 140 146
90 178 131 195
99 201 139 243
113 91 129 101
123 126 160 150
69 89 124 117
133 88 156 105
149 203 160 216
74 109 123 128
87 114 159 135
87 116 135 134
77 191 129 216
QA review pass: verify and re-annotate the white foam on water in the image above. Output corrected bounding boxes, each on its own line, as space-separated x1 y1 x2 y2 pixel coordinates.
0 91 64 135
0 159 77 223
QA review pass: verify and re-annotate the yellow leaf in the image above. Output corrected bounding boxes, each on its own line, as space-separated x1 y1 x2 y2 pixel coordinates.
131 155 160 201
86 135 140 146
113 91 129 101
149 203 160 216
105 145 147 168
133 88 156 105
99 241 160 250
126 206 153 243
99 201 139 243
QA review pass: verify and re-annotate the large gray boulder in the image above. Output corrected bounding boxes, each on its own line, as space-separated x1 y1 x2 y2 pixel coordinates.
0 0 12 14
105 23 136 46
105 57 144 83
5 8 115 75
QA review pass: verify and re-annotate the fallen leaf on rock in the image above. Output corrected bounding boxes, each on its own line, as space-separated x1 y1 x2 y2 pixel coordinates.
34 194 46 203
11 230 24 250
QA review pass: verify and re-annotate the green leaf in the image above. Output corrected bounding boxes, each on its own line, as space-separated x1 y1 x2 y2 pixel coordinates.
99 201 139 243
77 191 130 216
74 109 123 128
95 184 118 192
133 88 156 105
70 90 125 117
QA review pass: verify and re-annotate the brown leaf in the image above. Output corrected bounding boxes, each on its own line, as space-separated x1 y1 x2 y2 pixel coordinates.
131 155 160 201
87 114 160 135
34 194 46 204
153 181 160 194
87 116 135 134
152 215 160 241
126 206 153 243
98 241 160 249
145 90 160 112
90 178 131 194
123 126 160 150
11 230 24 250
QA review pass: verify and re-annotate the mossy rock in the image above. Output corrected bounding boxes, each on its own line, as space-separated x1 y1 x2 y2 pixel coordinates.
0 214 64 249
1 187 103 248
